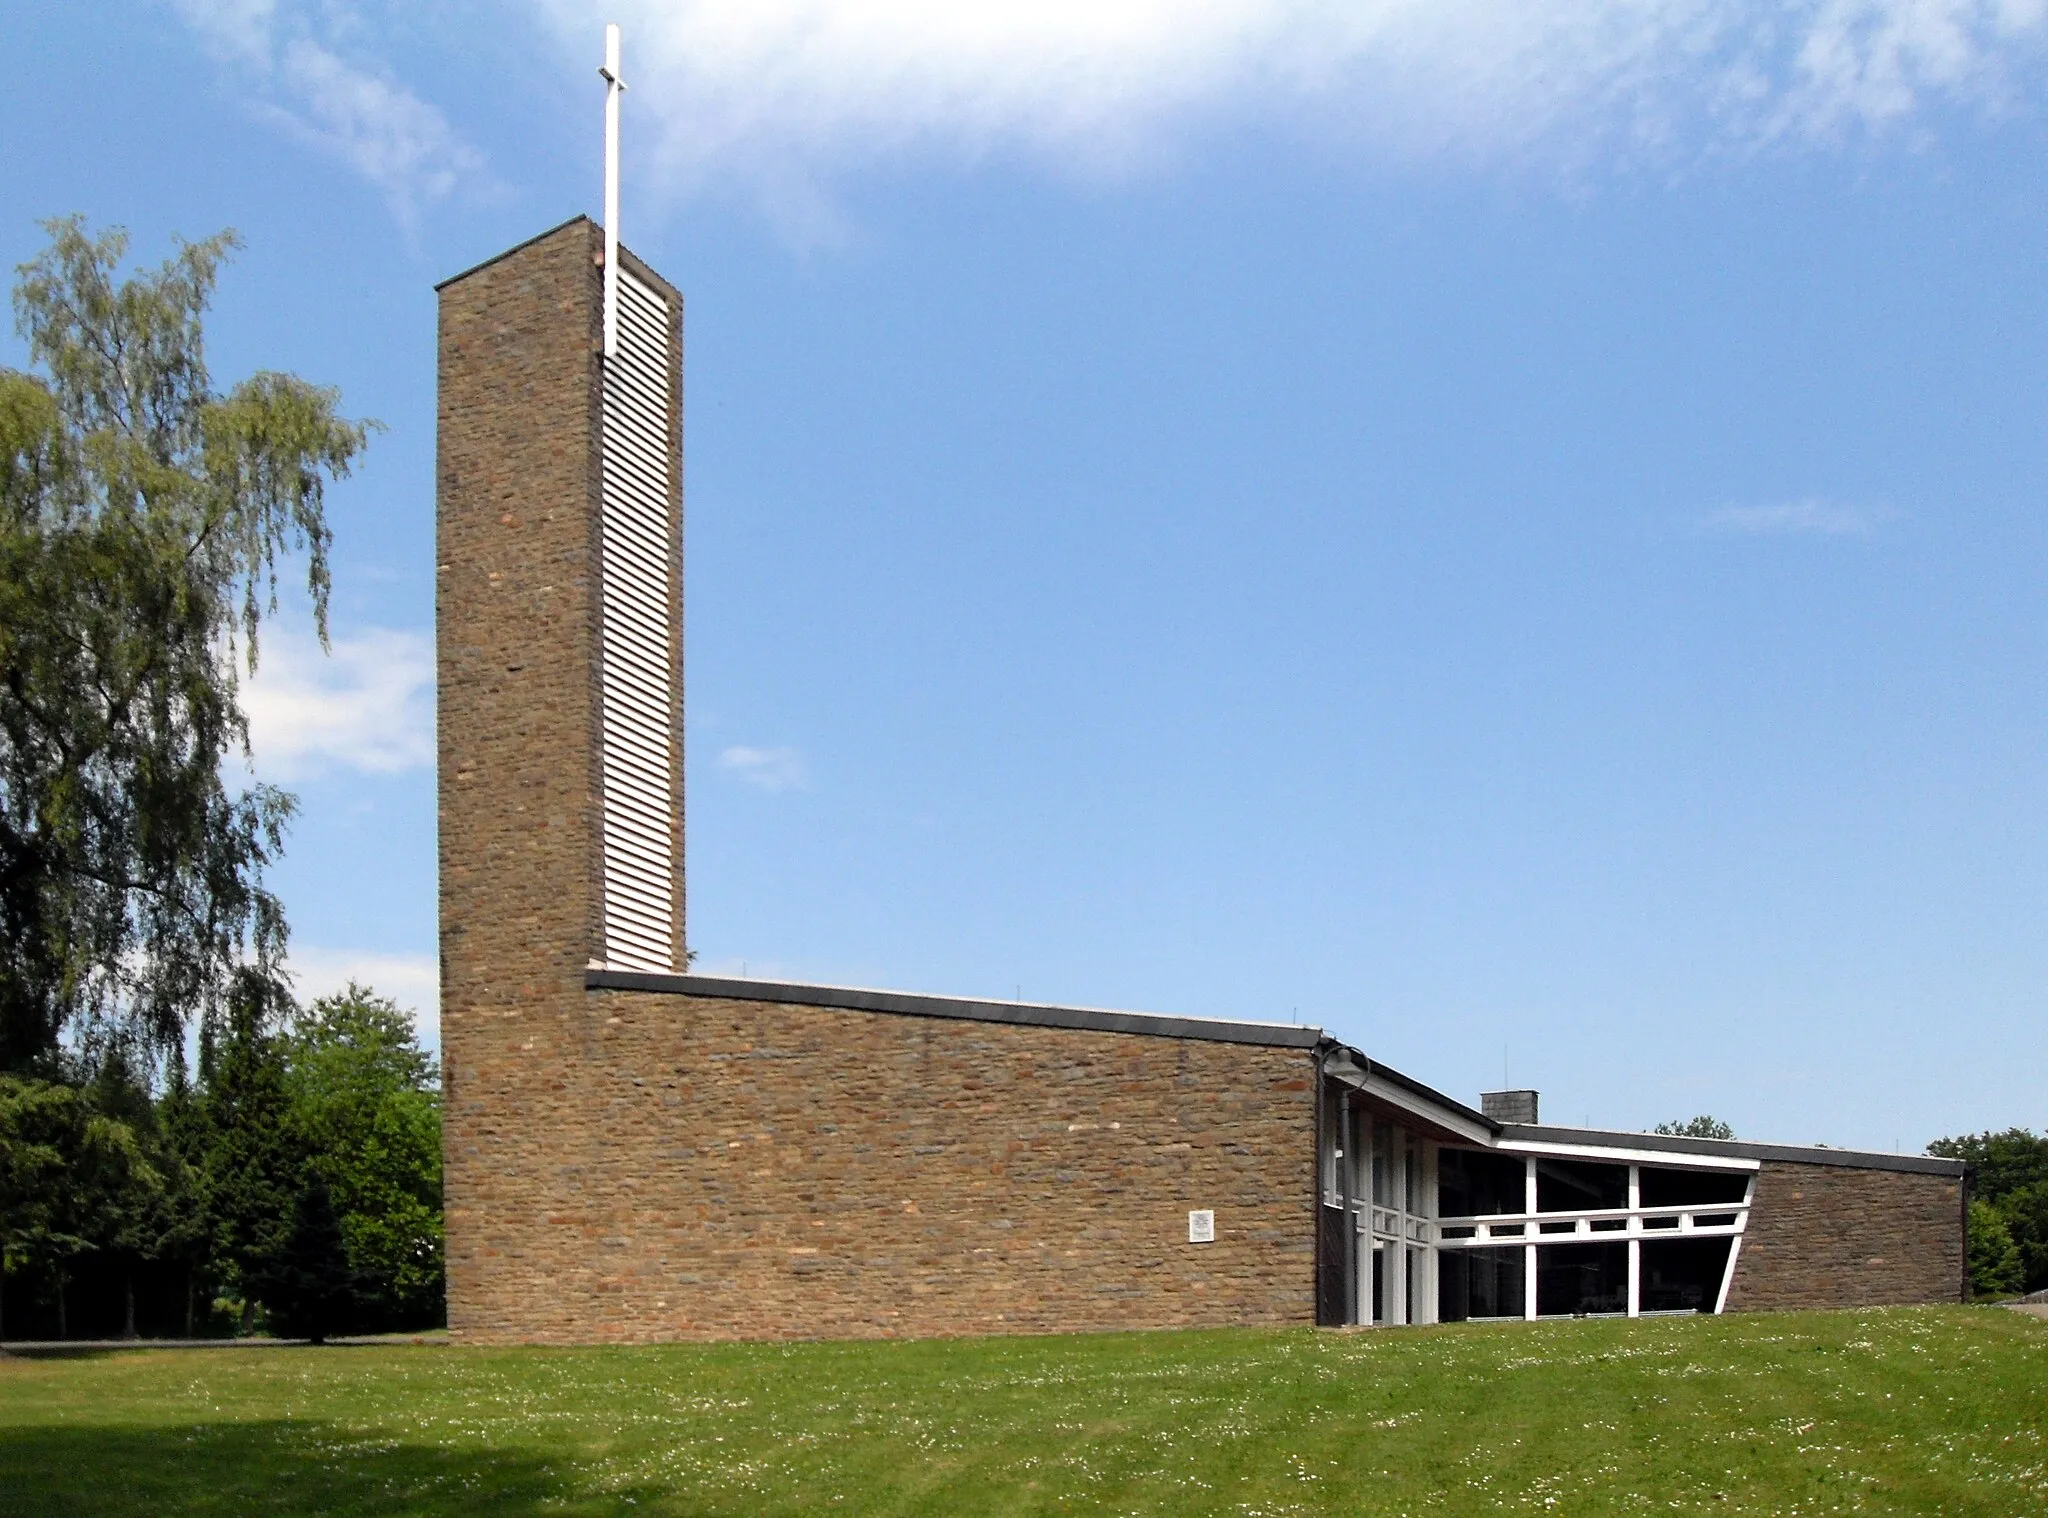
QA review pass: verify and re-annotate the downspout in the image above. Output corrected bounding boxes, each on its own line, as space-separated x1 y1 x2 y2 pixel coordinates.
1337 1081 1355 1325
1313 1040 1331 1326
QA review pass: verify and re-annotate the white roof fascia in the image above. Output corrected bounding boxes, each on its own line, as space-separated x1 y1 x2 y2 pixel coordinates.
1498 1136 1760 1172
1346 1069 1496 1146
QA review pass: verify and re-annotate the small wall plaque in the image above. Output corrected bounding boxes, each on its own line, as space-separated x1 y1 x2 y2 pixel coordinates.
1188 1209 1215 1244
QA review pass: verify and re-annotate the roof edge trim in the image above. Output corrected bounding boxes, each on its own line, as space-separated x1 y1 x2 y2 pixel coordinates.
435 215 592 290
1324 1041 1499 1138
1502 1124 1966 1176
585 968 1326 1048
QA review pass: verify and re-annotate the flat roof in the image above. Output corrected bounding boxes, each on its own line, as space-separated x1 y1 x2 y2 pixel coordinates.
1502 1123 1966 1176
586 968 1325 1049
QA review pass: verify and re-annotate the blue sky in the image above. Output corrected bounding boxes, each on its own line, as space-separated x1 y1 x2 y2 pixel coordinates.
7 1 2048 1150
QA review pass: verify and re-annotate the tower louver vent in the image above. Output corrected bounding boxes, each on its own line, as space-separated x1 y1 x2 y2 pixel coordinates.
597 267 677 971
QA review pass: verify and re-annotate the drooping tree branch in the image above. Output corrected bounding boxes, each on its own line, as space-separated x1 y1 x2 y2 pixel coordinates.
0 217 370 1071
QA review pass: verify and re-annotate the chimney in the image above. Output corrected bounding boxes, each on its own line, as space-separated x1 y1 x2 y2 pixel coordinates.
1481 1089 1539 1124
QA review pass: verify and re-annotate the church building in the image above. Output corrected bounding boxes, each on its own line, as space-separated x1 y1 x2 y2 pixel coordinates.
435 218 1965 1345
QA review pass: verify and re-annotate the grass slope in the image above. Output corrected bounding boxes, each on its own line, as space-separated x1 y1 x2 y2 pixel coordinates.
2 1308 2043 1515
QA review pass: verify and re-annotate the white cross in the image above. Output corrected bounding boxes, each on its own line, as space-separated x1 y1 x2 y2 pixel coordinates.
599 22 626 359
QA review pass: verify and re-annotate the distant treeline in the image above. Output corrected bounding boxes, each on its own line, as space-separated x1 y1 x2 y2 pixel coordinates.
1933 1129 2048 1299
0 982 440 1342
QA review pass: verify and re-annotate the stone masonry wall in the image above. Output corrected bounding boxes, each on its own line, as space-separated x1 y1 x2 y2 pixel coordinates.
439 219 680 1344
438 219 607 1350
436 218 1315 1345
448 988 1319 1344
1723 1160 1964 1311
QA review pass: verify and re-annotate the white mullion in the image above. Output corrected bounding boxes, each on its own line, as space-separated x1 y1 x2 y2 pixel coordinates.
1390 1130 1406 1324
1523 1155 1538 1320
1626 1166 1641 1318
1714 1235 1742 1315
1711 1173 1758 1316
1420 1142 1438 1325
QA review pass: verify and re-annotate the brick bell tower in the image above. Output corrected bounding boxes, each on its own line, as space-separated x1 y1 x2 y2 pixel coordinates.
434 216 684 1338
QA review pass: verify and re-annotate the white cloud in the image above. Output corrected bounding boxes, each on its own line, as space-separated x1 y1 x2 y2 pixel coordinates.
720 744 808 791
264 40 486 219
1702 498 1892 535
173 1 2048 231
242 626 435 780
285 945 440 1052
531 0 2048 216
171 0 485 223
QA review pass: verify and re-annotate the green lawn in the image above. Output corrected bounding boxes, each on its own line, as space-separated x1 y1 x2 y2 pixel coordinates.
2 1308 2043 1515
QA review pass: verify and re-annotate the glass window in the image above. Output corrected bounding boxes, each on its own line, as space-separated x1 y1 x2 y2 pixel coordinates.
1372 1120 1393 1207
1438 1245 1525 1322
1638 1167 1750 1209
1320 1095 1344 1200
1536 1243 1629 1316
1639 1238 1734 1313
1536 1159 1628 1213
1347 1109 1367 1202
1438 1148 1527 1218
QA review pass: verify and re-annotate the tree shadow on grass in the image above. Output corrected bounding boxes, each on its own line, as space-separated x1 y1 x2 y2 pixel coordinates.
0 1420 671 1517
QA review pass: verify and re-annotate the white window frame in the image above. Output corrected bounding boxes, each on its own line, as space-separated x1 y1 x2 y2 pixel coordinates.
1433 1147 1758 1321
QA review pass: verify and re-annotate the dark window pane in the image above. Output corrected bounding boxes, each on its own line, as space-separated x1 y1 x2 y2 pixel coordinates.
1438 1148 1527 1217
1638 1167 1751 1208
1589 1219 1626 1232
1536 1243 1629 1316
1316 1204 1348 1326
1536 1159 1628 1213
1642 1216 1680 1230
1439 1246 1525 1322
1639 1238 1734 1313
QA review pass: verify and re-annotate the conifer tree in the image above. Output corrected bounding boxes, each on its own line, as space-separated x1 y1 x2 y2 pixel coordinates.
202 972 302 1330
265 1174 356 1344
1968 1199 2025 1298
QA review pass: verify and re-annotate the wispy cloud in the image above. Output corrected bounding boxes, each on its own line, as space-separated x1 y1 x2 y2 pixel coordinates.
285 945 439 1051
720 744 808 792
1702 499 1893 536
171 1 2048 233
532 0 2048 221
242 626 434 780
171 0 485 224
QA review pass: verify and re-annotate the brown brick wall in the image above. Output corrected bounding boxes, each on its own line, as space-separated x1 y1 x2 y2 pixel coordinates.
447 989 1318 1343
437 219 685 1344
437 221 1958 1347
1723 1160 1964 1311
436 221 1316 1345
